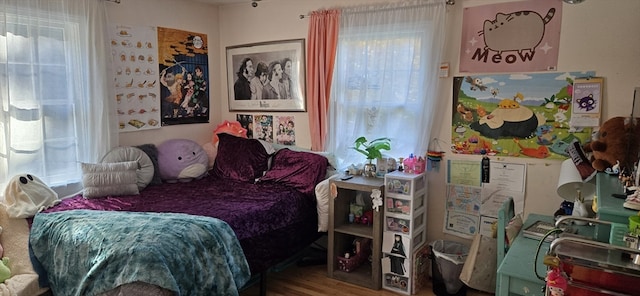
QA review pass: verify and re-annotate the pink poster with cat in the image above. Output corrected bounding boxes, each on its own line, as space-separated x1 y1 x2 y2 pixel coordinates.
459 0 562 73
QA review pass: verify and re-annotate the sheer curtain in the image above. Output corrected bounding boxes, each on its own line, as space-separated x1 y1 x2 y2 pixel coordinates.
328 0 446 170
0 0 116 198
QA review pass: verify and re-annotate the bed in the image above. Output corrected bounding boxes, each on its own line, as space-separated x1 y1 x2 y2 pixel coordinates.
6 133 334 296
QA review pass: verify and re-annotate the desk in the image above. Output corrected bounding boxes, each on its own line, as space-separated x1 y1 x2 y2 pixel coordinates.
496 214 549 296
497 213 599 296
595 173 637 242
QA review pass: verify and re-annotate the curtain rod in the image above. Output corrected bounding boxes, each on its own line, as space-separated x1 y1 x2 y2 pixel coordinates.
106 0 120 3
299 0 453 19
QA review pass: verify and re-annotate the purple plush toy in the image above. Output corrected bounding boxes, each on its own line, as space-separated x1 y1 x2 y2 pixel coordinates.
157 139 209 183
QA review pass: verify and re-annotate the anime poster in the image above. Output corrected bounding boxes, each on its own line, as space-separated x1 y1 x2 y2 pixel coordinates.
157 27 209 125
236 114 254 139
459 0 562 73
275 116 295 145
253 114 273 142
110 25 161 132
451 71 595 159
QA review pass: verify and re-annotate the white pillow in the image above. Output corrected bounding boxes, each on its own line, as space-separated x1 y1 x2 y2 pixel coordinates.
315 176 336 232
82 161 139 199
101 146 154 190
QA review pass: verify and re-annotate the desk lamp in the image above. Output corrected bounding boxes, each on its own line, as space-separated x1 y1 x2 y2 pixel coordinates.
557 159 596 225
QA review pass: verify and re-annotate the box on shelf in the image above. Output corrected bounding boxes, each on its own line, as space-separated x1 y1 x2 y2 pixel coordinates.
337 237 372 273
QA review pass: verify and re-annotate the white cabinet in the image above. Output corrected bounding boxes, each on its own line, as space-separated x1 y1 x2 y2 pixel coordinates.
381 171 427 294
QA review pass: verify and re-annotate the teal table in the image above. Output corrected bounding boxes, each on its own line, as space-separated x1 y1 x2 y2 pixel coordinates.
496 214 549 296
595 173 637 242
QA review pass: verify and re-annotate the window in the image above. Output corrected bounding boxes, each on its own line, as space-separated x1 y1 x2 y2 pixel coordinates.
0 1 114 198
328 2 445 170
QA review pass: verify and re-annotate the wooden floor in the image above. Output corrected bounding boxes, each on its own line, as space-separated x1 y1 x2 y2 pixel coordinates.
240 262 494 296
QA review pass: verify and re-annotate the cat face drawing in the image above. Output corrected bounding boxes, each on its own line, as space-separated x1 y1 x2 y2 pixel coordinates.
479 8 556 55
577 94 596 112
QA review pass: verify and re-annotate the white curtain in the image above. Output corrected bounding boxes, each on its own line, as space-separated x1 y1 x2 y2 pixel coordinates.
0 0 116 197
328 0 446 170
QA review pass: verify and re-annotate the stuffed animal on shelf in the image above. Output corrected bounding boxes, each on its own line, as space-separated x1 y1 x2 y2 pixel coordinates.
583 116 640 172
157 139 209 183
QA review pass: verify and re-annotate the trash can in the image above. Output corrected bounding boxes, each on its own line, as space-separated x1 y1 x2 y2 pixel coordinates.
429 240 469 296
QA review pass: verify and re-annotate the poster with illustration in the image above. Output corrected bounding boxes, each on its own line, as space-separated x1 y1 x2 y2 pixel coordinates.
236 114 254 139
275 116 296 145
459 0 562 73
157 27 209 126
570 77 603 127
451 71 595 159
382 233 409 275
110 25 161 132
253 114 273 142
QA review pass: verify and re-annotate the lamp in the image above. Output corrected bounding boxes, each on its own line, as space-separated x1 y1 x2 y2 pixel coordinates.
557 159 596 225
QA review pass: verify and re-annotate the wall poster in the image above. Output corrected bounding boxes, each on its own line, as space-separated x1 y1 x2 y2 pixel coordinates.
459 0 562 73
570 77 603 127
111 25 161 132
158 27 210 126
451 71 595 159
226 39 306 111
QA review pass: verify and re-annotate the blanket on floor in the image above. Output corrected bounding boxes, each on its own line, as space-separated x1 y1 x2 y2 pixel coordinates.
29 210 250 296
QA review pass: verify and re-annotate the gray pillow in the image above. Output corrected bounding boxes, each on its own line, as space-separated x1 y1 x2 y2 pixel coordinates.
101 146 154 190
81 161 139 199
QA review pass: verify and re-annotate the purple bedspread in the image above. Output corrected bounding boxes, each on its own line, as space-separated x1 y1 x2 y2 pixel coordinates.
44 173 320 274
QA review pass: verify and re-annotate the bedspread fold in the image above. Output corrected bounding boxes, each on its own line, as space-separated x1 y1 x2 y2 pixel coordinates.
29 210 250 296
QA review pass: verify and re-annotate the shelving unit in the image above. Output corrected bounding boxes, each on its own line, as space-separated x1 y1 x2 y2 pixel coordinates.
327 175 384 290
381 171 427 295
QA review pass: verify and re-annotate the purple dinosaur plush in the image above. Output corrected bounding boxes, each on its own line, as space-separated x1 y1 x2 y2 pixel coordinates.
157 139 209 183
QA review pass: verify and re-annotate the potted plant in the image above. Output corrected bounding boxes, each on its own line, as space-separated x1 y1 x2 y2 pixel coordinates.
352 137 391 177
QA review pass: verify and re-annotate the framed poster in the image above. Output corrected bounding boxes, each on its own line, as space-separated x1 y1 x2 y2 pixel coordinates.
226 39 306 111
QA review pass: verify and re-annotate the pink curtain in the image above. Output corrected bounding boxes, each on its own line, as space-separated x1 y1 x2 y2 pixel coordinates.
306 9 339 151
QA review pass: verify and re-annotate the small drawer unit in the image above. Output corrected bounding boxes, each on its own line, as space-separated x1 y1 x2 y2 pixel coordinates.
382 171 427 294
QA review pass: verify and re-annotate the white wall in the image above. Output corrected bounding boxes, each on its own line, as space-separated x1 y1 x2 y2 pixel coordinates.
109 0 640 245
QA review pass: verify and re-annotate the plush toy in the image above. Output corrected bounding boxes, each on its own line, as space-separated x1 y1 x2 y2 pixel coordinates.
0 226 3 258
3 174 60 218
157 139 209 183
0 226 8 283
546 267 567 296
583 116 640 172
0 257 9 284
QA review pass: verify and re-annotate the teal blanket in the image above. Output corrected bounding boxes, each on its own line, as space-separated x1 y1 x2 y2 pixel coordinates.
29 210 250 296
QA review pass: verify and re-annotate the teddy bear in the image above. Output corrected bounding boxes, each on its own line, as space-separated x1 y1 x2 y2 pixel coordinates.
583 116 640 172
